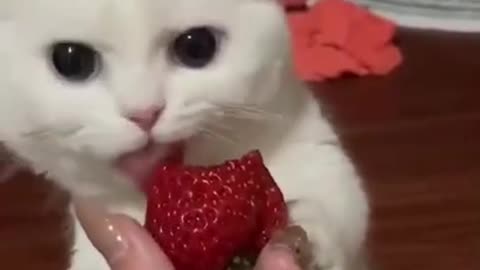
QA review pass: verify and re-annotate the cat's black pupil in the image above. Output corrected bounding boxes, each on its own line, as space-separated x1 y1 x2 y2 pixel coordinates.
173 27 217 68
51 43 98 81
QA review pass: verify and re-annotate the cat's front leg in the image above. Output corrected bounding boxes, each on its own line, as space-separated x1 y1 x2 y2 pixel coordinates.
267 143 369 270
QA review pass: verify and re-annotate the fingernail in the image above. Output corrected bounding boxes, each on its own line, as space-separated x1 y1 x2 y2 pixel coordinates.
73 197 129 265
269 226 312 268
257 247 300 270
270 226 306 249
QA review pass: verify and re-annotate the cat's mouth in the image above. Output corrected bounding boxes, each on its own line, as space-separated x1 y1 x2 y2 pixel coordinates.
114 141 184 189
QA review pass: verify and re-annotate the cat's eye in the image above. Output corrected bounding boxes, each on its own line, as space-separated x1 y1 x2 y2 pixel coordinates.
171 27 219 68
50 42 101 82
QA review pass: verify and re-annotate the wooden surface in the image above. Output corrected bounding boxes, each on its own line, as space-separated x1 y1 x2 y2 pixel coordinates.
1 28 480 270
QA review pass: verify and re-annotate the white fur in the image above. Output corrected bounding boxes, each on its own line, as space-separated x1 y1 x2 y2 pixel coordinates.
0 0 369 269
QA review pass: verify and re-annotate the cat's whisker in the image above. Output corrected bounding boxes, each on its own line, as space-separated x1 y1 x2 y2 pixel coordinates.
21 128 51 138
312 138 340 147
198 127 238 145
176 102 215 119
21 125 84 139
56 126 87 141
206 121 235 134
211 102 285 122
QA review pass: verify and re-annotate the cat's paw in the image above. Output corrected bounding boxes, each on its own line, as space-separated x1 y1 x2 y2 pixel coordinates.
271 224 347 270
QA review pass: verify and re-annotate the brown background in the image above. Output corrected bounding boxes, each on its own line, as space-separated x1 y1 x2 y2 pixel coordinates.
1 28 480 270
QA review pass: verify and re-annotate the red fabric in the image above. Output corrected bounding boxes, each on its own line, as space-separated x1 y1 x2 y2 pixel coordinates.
285 0 403 81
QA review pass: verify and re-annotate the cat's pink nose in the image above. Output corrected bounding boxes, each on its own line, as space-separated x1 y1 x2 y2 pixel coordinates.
128 107 162 131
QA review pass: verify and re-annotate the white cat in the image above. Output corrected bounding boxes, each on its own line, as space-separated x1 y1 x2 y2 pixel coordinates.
0 0 369 269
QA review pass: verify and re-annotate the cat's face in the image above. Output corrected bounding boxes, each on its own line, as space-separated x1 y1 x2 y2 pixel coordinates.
0 0 291 196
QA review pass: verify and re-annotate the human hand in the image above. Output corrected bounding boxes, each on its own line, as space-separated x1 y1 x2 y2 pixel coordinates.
74 198 306 270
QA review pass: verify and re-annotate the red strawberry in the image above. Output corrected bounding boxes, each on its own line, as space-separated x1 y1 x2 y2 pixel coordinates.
144 150 288 270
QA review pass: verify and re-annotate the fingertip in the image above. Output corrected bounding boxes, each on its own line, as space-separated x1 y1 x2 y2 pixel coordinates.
73 198 174 270
255 244 302 270
72 197 130 265
108 215 175 270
